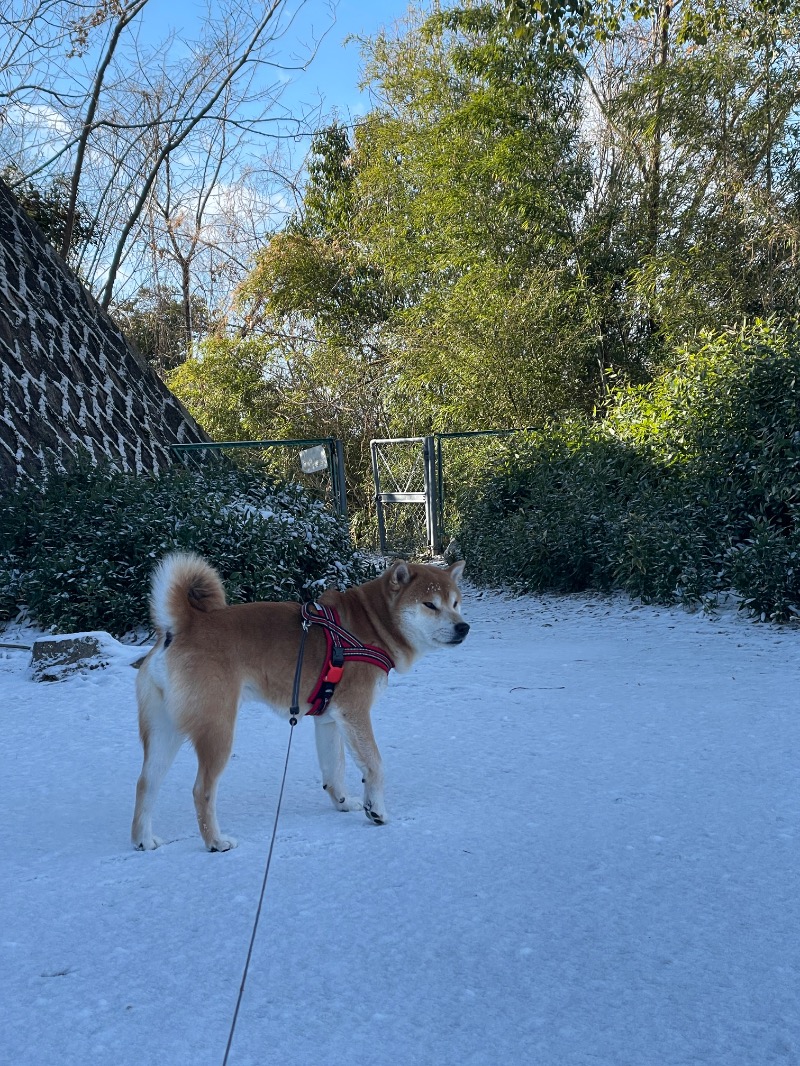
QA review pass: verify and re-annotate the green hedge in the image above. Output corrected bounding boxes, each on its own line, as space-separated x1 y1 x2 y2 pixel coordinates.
0 458 378 637
456 321 800 621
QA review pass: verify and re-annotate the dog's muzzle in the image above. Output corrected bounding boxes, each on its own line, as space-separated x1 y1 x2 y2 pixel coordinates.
449 622 470 644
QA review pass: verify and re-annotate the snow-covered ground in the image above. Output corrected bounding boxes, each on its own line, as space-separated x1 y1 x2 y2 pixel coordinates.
2 589 799 1066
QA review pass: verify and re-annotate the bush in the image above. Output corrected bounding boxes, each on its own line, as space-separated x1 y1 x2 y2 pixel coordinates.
0 458 378 636
725 522 800 622
456 320 800 621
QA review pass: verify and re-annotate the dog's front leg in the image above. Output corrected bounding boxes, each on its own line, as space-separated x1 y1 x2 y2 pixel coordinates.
333 709 387 825
314 717 363 812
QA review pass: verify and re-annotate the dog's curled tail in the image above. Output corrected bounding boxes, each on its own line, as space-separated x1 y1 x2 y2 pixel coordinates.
150 552 227 634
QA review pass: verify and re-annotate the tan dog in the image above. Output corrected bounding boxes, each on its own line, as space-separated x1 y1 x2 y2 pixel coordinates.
131 552 469 851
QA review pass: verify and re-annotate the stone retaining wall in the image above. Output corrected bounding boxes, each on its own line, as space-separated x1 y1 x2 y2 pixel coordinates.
0 178 210 486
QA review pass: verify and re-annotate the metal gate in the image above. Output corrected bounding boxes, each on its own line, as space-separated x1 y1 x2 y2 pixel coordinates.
370 436 442 557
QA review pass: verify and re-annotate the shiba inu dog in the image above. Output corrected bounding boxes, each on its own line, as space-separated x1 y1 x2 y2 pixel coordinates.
131 552 469 851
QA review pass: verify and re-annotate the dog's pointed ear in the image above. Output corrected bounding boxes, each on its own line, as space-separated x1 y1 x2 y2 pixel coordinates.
447 560 465 584
388 560 412 588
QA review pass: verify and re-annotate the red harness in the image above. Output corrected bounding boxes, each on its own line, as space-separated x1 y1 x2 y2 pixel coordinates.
301 601 395 716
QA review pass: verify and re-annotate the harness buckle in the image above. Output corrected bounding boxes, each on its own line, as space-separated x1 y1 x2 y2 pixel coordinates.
317 682 335 704
326 646 345 684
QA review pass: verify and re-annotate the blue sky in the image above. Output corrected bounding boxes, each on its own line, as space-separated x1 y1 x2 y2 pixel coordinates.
285 0 416 119
144 1 418 124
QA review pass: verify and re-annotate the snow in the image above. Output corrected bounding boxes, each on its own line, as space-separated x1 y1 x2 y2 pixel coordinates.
2 589 799 1066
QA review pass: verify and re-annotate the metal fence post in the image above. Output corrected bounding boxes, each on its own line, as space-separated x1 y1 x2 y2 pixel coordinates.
371 439 388 555
332 438 348 521
436 434 445 551
423 435 442 556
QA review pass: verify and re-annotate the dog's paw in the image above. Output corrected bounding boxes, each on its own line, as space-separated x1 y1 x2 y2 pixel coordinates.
324 784 363 812
208 836 238 852
364 803 387 826
133 835 163 851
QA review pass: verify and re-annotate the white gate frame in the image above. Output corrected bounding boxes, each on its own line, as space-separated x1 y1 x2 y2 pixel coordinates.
370 435 442 556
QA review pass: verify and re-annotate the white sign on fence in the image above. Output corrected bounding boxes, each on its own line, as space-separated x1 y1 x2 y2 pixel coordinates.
299 444 328 473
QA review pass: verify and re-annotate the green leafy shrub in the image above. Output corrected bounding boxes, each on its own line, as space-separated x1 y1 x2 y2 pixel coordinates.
0 458 378 637
456 427 653 593
724 522 800 622
457 320 800 621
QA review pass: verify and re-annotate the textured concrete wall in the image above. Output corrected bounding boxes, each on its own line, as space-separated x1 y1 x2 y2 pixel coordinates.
0 179 210 486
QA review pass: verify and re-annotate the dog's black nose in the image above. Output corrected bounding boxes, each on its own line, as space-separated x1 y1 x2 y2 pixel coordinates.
454 622 470 639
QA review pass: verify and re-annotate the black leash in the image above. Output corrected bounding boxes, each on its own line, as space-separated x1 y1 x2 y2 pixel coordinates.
288 616 310 727
221 618 309 1066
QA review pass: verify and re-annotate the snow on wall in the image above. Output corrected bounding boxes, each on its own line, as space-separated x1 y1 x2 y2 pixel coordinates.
0 179 210 486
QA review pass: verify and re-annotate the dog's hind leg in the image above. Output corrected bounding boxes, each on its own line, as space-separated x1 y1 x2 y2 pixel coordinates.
190 709 237 852
314 716 363 812
132 680 183 850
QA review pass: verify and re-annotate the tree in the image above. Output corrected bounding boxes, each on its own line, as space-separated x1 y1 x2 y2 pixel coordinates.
110 286 213 372
0 164 95 258
0 0 326 312
505 0 800 350
221 6 603 439
353 3 602 426
170 0 800 513
166 337 282 441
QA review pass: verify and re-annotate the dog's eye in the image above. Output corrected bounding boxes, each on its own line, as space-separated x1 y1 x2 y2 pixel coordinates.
423 601 439 611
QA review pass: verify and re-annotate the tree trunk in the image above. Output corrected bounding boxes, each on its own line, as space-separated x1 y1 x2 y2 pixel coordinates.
645 0 671 259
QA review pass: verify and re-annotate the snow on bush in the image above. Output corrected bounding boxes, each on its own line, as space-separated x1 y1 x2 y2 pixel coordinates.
0 457 378 637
